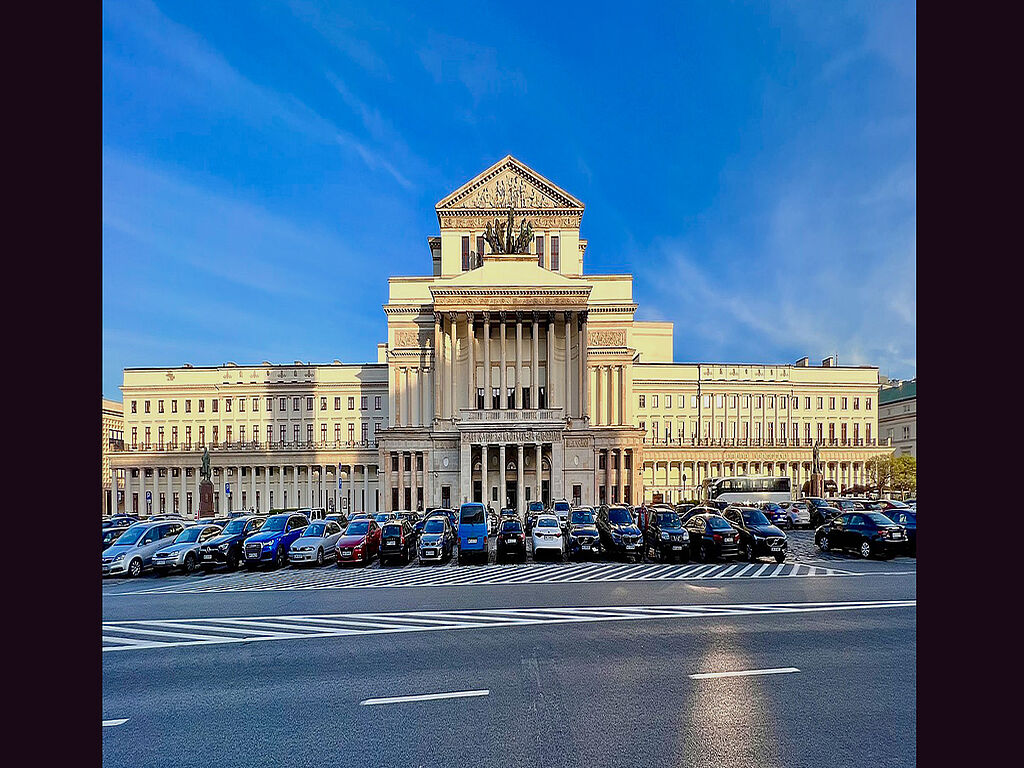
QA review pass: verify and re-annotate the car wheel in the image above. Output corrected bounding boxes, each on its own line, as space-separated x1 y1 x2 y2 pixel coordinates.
183 554 196 574
774 552 786 563
817 533 829 552
128 558 142 578
742 541 753 561
276 547 286 569
316 549 324 566
697 545 708 563
860 540 872 559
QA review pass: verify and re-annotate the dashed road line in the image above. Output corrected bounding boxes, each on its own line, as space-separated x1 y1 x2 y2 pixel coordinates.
690 667 801 680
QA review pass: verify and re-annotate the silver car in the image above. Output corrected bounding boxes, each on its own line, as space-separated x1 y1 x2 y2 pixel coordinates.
289 520 346 566
780 501 812 529
102 520 187 577
151 524 224 575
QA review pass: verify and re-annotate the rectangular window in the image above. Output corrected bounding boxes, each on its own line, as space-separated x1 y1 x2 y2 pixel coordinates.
334 424 341 443
841 423 847 443
185 400 191 413
768 395 775 408
476 234 484 261
867 423 872 441
212 399 219 413
321 424 327 443
279 397 286 411
239 397 245 413
252 423 257 444
171 426 178 446
866 398 872 410
266 396 272 411
348 397 355 410
226 426 233 443
854 423 860 442
756 395 763 408
198 426 205 445
253 397 259 411
374 396 381 410
360 396 367 410
780 396 787 409
792 397 798 410
131 400 137 414
780 422 787 441
639 395 646 408
665 394 672 408
348 423 355 442
462 235 470 271
212 426 218 444
131 427 137 448
267 425 273 444
853 397 860 410
551 236 560 271
293 425 300 443
703 395 711 408
805 397 811 409
293 397 300 411
362 423 368 442
225 398 232 413
829 423 835 442
145 400 151 414
805 423 811 442
320 397 327 411
691 395 697 408
829 397 836 410
306 396 313 410
817 423 823 443
536 235 544 267
841 397 848 410
171 400 177 414
652 395 659 408
651 421 658 442
306 424 313 443
280 425 286 443
665 422 672 441
715 394 724 408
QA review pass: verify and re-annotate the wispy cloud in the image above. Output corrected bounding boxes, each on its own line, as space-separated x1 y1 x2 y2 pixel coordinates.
417 31 527 106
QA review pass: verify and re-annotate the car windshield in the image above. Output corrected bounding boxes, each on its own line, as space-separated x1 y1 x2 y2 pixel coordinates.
460 504 485 524
501 520 523 532
262 516 288 533
345 522 369 536
528 502 544 511
382 524 403 537
554 502 570 512
763 503 781 511
865 512 896 526
709 516 732 531
303 523 326 538
222 519 249 535
537 518 558 528
174 528 204 544
423 519 446 534
571 511 595 525
655 512 682 528
608 508 632 524
740 510 771 527
114 525 148 546
375 513 392 522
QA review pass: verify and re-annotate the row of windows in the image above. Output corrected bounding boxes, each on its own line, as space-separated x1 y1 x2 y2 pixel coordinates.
131 395 383 416
638 419 873 444
130 421 383 447
637 393 873 412
461 234 560 271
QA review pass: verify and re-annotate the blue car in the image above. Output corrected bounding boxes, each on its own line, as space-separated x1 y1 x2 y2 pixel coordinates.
242 512 309 569
457 502 488 564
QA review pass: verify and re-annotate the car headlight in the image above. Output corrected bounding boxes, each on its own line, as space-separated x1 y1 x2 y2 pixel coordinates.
612 532 622 541
112 552 125 562
219 543 229 552
263 541 273 549
660 532 669 540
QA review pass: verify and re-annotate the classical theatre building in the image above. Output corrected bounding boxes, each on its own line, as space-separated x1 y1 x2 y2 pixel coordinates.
109 156 892 517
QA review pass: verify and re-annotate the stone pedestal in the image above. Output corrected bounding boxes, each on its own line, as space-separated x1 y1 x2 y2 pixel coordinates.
198 479 215 518
809 472 825 498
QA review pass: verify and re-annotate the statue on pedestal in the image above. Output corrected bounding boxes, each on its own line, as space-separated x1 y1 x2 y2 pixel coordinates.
198 446 215 518
484 204 534 254
809 441 824 498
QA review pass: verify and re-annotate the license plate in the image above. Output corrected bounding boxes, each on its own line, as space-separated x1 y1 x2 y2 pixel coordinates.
202 554 213 560
506 538 518 544
771 546 782 552
341 551 351 558
468 538 478 544
672 545 682 550
386 539 397 546
424 549 436 556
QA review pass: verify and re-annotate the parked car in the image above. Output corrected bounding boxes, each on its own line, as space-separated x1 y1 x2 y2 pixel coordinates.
102 520 186 577
531 515 563 560
879 499 912 512
496 518 528 562
243 512 310 569
684 513 741 563
810 505 842 528
374 511 397 527
418 516 456 564
103 515 138 529
336 519 381 565
755 501 789 527
596 506 644 561
674 503 696 517
779 501 812 529
815 511 907 559
396 510 420 528
552 500 571 529
525 501 545 535
680 505 720 524
499 507 518 520
152 523 224 575
457 502 489 564
840 497 884 511
722 507 787 563
904 498 917 508
886 509 917 555
102 525 130 551
198 515 266 571
380 520 418 565
642 509 690 563
306 507 327 521
324 512 349 528
288 520 346 566
566 508 601 561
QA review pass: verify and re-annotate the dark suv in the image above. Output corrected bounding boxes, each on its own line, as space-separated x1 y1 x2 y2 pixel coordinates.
198 515 266 571
379 519 417 565
684 513 740 562
596 506 644 561
566 508 601 560
723 506 787 563
642 509 690 563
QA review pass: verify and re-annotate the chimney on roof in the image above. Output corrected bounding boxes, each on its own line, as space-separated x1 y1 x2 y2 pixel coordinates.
822 356 834 367
795 356 809 367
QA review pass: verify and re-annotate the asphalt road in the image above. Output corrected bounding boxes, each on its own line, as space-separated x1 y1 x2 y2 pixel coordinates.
102 546 916 768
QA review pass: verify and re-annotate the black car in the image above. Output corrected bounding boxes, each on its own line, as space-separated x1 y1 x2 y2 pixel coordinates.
197 515 266 570
883 509 916 556
806 500 843 527
379 520 417 565
103 515 138 529
642 509 690 563
815 511 907 559
722 506 788 563
596 506 644 561
396 510 420 527
496 518 527 562
684 513 741 562
525 501 545 535
499 507 517 520
566 508 602 560
680 505 720 524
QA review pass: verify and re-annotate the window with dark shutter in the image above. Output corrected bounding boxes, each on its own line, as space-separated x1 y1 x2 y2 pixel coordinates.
462 236 470 271
551 236 559 271
536 235 544 267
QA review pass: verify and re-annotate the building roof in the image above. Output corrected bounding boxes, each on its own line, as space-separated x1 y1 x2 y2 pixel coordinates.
879 379 916 404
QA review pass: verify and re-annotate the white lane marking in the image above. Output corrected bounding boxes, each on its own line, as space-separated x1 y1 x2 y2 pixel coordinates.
102 600 916 652
752 563 771 577
787 564 802 577
103 718 129 727
690 666 800 680
730 564 755 579
360 689 490 706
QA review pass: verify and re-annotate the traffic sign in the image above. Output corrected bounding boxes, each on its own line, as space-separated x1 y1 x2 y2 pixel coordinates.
226 483 231 495
145 491 152 502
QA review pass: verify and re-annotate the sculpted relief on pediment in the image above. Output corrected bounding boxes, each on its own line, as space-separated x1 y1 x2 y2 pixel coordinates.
462 172 556 210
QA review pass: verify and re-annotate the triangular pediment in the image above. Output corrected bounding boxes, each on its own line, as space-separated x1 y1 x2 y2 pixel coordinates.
436 155 585 214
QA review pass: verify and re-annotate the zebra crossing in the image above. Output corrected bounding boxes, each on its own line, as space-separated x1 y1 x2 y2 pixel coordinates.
109 559 861 597
101 598 916 653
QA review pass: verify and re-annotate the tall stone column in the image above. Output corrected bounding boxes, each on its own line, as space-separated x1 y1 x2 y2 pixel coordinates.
397 452 406 510
433 312 442 420
306 466 313 510
411 368 420 426
531 313 539 409
579 311 588 421
381 456 389 512
552 441 564 503
481 444 489 506
483 313 491 410
604 449 612 505
606 366 614 425
403 367 411 427
564 312 572 418
460 442 472 506
516 444 525 517
412 453 420 512
546 311 555 408
593 365 602 425
617 450 625 505
617 366 625 427
362 465 369 513
515 313 523 410
499 444 506 509
389 365 398 428
449 312 458 419
467 312 475 407
278 465 285 511
500 313 507 409
535 443 543 505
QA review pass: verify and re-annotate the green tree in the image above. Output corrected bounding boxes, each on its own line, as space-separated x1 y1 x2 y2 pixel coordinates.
865 455 894 496
891 455 917 496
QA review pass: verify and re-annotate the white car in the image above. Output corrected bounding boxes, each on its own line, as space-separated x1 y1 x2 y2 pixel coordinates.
552 500 571 528
152 523 224 575
531 515 563 560
781 501 811 529
289 520 346 566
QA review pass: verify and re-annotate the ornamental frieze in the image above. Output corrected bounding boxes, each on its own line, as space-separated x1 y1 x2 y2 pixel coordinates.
588 329 626 347
440 214 581 230
394 329 424 348
463 430 564 444
565 437 593 448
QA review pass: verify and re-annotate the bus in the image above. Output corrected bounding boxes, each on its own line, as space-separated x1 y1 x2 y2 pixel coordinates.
704 476 792 506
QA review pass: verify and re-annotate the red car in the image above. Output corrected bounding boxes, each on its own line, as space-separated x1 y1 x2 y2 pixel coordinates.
335 519 381 565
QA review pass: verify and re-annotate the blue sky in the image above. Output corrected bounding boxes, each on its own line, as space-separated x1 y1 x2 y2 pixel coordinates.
102 0 916 400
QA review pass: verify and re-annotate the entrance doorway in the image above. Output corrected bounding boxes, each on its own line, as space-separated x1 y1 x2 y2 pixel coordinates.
505 480 517 510
542 480 549 505
473 481 482 503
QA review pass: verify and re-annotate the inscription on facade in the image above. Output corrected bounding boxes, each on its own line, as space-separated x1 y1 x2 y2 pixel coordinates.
588 329 626 347
464 430 564 444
